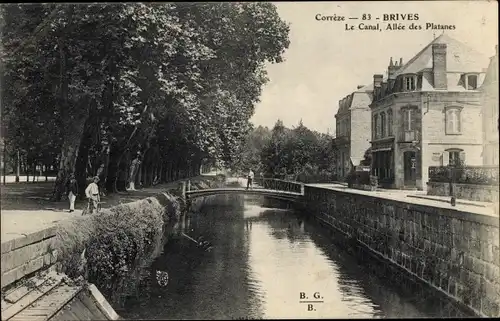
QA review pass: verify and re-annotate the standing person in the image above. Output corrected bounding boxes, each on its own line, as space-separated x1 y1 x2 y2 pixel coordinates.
85 176 100 214
66 173 78 213
127 152 142 191
246 169 254 190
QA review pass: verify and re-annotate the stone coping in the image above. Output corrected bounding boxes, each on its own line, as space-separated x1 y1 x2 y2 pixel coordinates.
1 226 57 255
305 184 499 227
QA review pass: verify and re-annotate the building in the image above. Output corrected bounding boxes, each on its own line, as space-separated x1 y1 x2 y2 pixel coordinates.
369 34 490 190
481 45 499 166
334 84 373 180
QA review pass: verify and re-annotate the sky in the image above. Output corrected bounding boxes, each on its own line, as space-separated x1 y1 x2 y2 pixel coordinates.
250 1 499 134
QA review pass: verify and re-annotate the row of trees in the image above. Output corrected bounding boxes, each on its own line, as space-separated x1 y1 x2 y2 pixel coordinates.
234 120 337 182
1 3 290 200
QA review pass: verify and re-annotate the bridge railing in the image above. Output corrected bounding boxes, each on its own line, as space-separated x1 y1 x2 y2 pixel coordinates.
253 177 304 194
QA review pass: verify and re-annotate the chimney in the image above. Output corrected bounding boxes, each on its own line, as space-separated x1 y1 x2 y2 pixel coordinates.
388 57 397 80
373 74 383 98
399 57 403 66
373 74 383 88
432 43 447 90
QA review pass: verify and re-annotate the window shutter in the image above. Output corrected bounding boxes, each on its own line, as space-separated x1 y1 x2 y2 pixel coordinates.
412 108 420 135
443 151 449 165
445 111 451 133
402 110 409 131
457 110 462 132
459 151 466 165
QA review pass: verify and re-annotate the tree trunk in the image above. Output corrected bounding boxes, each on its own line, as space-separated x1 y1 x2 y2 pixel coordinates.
51 114 88 201
15 150 20 183
75 131 92 198
2 141 6 185
32 161 36 182
105 146 121 193
167 161 172 182
97 146 110 194
158 161 163 184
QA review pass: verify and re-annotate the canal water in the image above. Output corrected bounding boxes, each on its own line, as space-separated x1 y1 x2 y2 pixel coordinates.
119 193 468 319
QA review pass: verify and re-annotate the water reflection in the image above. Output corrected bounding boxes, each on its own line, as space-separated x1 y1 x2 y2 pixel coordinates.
121 194 467 320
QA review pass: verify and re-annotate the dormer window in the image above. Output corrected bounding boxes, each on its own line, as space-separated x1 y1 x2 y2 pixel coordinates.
467 74 477 90
461 73 478 90
404 75 417 91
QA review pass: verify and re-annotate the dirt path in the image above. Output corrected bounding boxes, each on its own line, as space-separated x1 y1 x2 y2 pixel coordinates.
1 175 216 243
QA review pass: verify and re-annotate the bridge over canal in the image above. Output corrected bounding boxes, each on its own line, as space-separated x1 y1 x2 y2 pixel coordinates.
183 177 305 203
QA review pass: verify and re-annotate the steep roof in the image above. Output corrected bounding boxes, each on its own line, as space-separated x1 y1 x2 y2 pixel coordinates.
336 82 374 116
394 34 489 77
481 47 499 88
354 83 374 93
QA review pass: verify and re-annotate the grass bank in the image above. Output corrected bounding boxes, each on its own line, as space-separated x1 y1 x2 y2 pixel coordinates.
52 175 226 306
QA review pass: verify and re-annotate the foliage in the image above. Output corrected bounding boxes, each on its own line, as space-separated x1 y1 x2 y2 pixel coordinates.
360 148 372 166
259 119 336 181
232 125 272 173
54 193 173 304
428 166 499 186
1 3 290 198
346 169 371 187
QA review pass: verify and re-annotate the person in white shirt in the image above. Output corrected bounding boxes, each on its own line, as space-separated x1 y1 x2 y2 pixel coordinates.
85 176 100 214
246 169 254 190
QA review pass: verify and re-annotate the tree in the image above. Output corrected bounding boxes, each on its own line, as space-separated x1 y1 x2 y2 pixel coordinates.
261 119 291 177
359 147 372 166
233 125 272 174
1 3 290 199
258 120 336 181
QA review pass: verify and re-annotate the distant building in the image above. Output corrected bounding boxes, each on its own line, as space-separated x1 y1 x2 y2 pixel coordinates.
480 45 499 166
334 84 373 180
369 34 490 190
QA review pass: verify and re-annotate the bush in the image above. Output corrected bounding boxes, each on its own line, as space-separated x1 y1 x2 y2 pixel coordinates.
346 170 371 186
53 192 181 306
429 166 499 186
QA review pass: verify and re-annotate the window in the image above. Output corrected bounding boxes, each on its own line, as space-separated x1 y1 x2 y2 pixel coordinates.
462 74 479 90
404 75 416 91
467 75 477 90
445 107 462 134
387 109 393 136
374 114 380 139
380 112 386 138
449 151 459 166
447 149 465 166
404 109 413 131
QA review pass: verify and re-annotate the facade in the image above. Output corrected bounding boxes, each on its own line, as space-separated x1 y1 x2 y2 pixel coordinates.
481 45 499 166
370 34 490 190
334 84 373 180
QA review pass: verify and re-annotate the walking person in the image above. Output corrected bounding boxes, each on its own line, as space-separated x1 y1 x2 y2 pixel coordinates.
66 173 78 213
85 176 100 215
246 169 254 190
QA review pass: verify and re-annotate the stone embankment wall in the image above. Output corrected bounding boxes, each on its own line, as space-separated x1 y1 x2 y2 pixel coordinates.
1 227 58 290
304 186 500 317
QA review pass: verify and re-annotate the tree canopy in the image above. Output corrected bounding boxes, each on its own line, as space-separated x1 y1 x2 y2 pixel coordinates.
242 120 336 182
1 3 290 198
